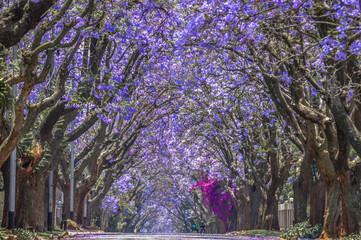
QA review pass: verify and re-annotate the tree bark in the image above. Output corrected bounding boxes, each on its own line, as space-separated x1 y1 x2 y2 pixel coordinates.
61 183 71 221
355 163 361 204
263 127 287 231
88 171 114 218
235 189 250 230
263 184 280 230
310 176 326 226
219 219 226 233
75 184 92 225
322 180 340 238
293 143 313 224
249 184 261 229
1 159 9 228
317 134 360 238
228 207 238 232
293 177 307 224
0 81 35 168
15 172 48 231
0 0 58 49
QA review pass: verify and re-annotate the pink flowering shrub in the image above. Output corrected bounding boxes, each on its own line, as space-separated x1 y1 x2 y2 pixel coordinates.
191 175 234 222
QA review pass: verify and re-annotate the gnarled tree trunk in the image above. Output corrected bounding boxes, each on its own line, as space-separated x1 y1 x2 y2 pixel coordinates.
310 176 326 226
236 188 251 230
321 173 359 238
293 148 312 224
15 172 48 231
317 129 360 238
263 184 280 230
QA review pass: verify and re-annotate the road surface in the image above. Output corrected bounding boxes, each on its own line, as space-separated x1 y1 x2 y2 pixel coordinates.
64 233 277 240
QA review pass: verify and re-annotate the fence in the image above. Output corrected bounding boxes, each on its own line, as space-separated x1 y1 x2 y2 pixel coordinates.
278 203 294 230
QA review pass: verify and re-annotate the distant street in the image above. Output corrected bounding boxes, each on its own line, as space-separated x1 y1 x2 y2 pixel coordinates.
65 233 276 240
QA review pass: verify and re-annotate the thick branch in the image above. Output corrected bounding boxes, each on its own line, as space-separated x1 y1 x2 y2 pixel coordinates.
0 0 57 49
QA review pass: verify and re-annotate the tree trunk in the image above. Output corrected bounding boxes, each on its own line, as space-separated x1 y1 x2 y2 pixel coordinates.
310 176 326 226
61 184 71 220
207 217 225 234
218 219 226 234
355 163 361 204
320 169 359 238
263 188 280 230
15 172 48 231
293 176 308 223
236 190 250 230
293 148 312 223
228 207 238 232
101 211 108 231
1 159 9 228
322 179 342 238
263 148 282 230
85 192 93 227
75 185 90 225
88 171 114 218
249 184 261 229
317 126 360 238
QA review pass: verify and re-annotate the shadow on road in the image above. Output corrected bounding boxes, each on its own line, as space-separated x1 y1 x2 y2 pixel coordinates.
65 232 277 240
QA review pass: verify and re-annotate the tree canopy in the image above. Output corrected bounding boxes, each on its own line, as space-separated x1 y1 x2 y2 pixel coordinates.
0 0 361 239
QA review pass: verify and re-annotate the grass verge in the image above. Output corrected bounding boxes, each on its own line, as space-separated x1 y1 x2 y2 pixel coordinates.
37 228 67 239
235 229 283 238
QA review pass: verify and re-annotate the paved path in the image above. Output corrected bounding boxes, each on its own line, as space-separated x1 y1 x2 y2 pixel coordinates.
65 233 276 240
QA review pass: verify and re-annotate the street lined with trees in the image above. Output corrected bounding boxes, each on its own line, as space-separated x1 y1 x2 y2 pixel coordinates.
0 0 360 239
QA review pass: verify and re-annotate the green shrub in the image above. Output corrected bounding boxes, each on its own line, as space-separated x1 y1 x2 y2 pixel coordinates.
13 228 38 240
282 221 322 239
0 231 7 240
340 233 361 240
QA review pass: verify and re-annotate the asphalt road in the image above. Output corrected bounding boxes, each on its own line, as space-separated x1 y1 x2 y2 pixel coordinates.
65 233 275 240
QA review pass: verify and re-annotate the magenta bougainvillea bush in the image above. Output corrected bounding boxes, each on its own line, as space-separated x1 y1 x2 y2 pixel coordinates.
191 175 234 222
